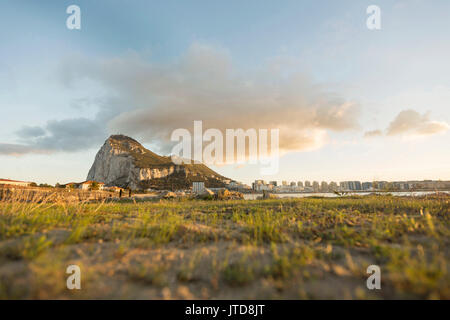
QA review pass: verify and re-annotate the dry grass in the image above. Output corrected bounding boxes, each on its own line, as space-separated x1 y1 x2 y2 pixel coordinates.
0 190 449 299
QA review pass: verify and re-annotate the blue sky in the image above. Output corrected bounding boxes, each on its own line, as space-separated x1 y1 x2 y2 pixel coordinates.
0 0 449 185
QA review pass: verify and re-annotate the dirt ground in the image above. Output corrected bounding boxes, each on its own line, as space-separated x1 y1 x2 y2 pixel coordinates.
0 194 449 299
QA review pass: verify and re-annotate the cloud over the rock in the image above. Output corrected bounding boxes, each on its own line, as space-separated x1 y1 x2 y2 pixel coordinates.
2 43 360 157
68 43 360 154
387 109 449 136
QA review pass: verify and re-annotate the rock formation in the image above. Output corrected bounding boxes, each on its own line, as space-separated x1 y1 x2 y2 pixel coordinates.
87 135 228 190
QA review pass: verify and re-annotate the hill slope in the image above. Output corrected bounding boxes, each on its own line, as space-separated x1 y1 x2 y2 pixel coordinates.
87 135 229 190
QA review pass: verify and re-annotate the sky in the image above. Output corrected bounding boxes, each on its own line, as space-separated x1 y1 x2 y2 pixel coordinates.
0 0 449 185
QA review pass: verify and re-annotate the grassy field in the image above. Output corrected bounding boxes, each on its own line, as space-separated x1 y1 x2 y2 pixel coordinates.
0 193 448 299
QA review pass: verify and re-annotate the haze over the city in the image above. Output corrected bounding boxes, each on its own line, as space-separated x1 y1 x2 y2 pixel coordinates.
1 0 449 185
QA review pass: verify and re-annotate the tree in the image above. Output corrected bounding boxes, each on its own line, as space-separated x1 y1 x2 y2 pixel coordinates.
39 183 53 188
89 182 100 191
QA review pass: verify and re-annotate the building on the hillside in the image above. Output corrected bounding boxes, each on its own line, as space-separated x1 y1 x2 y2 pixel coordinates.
192 181 205 194
0 179 31 187
79 181 105 191
228 181 240 189
64 182 80 189
227 181 251 191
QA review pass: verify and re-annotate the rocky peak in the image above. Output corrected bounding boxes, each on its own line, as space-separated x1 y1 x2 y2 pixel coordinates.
107 134 146 155
87 135 229 190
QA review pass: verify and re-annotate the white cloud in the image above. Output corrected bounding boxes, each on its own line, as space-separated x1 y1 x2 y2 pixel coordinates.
387 109 449 136
1 43 361 158
70 43 360 155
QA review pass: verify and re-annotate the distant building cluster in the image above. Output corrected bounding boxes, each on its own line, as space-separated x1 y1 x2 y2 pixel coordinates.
339 180 450 191
189 179 252 194
251 179 450 193
252 180 335 192
2 176 450 194
223 180 252 191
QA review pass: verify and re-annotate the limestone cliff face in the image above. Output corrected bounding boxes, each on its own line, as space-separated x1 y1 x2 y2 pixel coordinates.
87 135 227 190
